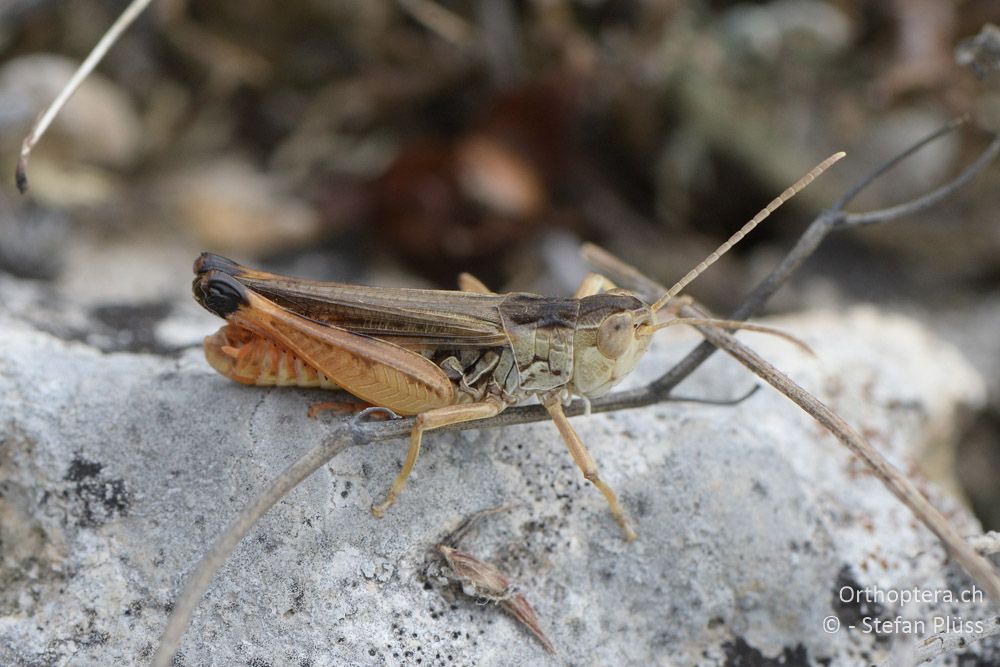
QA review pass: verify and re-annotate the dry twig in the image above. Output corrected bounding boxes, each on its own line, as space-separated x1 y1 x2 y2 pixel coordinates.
15 0 153 193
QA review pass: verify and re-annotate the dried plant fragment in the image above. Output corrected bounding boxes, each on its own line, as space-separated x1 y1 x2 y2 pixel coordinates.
15 0 153 193
438 544 555 654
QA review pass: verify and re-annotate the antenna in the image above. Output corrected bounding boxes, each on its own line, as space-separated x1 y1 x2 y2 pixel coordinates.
651 151 845 313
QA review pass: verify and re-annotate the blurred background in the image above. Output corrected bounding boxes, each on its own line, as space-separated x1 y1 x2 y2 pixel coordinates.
1 0 999 526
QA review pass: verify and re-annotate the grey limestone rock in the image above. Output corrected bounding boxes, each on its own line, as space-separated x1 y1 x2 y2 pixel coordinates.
0 295 997 666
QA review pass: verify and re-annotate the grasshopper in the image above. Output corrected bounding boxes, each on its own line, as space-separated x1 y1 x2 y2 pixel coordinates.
192 153 842 541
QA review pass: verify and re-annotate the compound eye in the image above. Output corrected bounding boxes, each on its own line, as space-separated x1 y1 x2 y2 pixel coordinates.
596 312 634 359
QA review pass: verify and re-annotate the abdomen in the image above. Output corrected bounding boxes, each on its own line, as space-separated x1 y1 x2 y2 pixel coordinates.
204 325 340 389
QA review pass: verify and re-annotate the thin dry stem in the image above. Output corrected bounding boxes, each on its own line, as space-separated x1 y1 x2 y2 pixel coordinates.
15 0 153 193
842 133 1000 226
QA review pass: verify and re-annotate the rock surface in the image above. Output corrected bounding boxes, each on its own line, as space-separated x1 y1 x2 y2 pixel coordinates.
1 292 998 666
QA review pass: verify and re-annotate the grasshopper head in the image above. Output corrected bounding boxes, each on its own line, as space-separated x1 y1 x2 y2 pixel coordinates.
570 292 654 398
